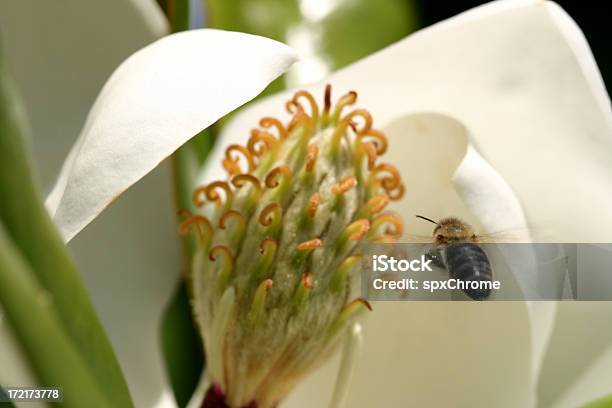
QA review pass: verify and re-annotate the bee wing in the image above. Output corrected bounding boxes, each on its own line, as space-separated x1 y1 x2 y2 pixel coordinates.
476 228 532 243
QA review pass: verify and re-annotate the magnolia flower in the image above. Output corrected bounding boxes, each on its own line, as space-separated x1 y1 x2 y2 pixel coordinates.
2 1 612 408
183 83 405 407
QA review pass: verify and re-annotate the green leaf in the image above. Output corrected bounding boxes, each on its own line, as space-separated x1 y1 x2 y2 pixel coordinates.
583 395 612 408
0 49 132 406
0 222 112 407
161 281 204 407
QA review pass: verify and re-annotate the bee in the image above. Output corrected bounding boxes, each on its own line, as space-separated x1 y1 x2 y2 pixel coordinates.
416 215 492 300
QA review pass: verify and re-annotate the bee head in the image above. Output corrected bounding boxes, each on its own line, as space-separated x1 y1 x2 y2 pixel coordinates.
416 215 478 244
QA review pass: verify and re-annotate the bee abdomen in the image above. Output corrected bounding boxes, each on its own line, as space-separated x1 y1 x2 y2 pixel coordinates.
445 243 492 300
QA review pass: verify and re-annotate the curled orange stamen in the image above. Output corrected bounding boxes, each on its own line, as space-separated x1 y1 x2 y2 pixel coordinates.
354 298 373 311
265 165 292 189
297 238 322 251
332 176 357 195
260 117 288 140
330 110 372 154
358 129 388 155
365 194 390 215
330 120 351 154
291 90 319 124
222 158 241 176
193 181 233 208
285 99 303 115
358 142 378 170
332 299 373 333
287 111 313 136
341 109 372 135
371 213 404 239
219 210 245 230
259 238 277 254
192 186 209 207
307 192 321 218
223 144 256 176
247 129 278 157
177 209 213 243
259 203 283 227
370 163 402 191
346 219 370 241
369 162 405 200
209 245 234 264
305 144 319 173
231 173 262 196
330 91 357 123
388 183 405 201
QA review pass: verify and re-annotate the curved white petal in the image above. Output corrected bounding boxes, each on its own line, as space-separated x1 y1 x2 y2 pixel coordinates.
454 139 559 387
453 146 529 236
46 29 297 242
211 1 610 406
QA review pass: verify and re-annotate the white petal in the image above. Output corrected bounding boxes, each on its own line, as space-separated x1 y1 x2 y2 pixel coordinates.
47 29 297 242
453 146 529 236
454 136 559 385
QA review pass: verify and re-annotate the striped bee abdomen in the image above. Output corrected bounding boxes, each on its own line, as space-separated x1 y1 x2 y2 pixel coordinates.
444 243 492 300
